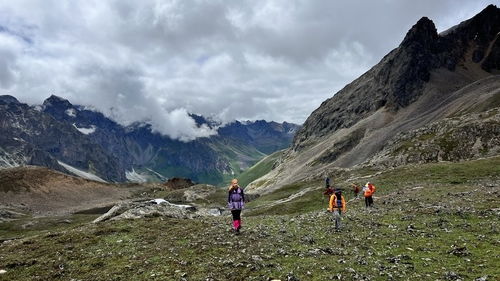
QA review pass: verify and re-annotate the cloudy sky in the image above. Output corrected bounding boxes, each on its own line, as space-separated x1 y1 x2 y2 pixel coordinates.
0 0 494 140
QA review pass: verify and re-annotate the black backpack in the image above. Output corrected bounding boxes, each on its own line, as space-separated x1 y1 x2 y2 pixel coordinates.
335 190 343 208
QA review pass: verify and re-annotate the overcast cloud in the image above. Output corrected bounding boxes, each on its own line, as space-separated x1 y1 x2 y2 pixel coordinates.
0 0 494 140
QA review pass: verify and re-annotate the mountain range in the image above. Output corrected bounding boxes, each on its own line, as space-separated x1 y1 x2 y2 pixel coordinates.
247 4 500 194
0 95 299 185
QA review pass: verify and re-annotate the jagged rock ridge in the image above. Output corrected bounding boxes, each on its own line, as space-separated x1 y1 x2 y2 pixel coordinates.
293 5 500 149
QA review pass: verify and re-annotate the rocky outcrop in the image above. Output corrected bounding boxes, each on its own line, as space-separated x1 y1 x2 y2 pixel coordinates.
92 199 222 223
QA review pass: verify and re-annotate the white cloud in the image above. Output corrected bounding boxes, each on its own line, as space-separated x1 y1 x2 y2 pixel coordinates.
0 32 24 89
0 0 495 139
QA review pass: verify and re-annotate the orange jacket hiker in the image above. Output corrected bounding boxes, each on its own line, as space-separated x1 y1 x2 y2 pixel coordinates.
328 193 346 212
364 187 372 197
364 182 376 197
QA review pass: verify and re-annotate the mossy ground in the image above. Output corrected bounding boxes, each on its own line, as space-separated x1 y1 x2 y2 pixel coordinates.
0 158 499 280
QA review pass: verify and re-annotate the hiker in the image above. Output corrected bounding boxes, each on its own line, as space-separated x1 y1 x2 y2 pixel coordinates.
351 183 361 198
323 176 334 199
328 189 346 230
363 182 376 207
228 179 245 233
323 185 335 197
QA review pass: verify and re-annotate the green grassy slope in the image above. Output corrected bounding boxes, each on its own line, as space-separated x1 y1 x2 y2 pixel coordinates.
236 150 284 188
0 157 499 280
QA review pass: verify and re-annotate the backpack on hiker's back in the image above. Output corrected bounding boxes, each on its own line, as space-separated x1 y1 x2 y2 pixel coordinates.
328 189 346 212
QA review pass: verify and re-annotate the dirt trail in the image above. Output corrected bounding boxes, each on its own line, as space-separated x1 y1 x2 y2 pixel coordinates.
248 186 319 211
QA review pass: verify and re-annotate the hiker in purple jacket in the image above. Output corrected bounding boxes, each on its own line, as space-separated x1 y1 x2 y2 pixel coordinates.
228 178 245 233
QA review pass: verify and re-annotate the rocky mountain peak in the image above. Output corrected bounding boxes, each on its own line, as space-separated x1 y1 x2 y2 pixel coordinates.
477 4 500 21
43 95 73 109
291 5 500 154
0 95 20 104
400 17 438 49
42 95 78 119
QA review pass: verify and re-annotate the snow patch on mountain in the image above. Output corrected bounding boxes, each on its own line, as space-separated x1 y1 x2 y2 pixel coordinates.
57 161 107 183
0 149 26 169
145 168 168 181
72 124 96 135
223 168 235 175
65 108 77 117
125 168 147 183
0 155 21 168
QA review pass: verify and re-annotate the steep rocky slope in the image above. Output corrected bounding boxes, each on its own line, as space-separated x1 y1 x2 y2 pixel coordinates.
367 107 500 166
247 5 500 194
0 96 126 181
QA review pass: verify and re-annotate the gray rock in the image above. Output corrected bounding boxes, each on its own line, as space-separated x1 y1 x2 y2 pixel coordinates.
444 271 462 281
93 199 222 222
93 203 131 223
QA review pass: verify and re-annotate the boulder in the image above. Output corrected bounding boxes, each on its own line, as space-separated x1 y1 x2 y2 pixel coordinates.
93 199 222 222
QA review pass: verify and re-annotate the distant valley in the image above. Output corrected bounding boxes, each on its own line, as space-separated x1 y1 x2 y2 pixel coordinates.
0 95 299 185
